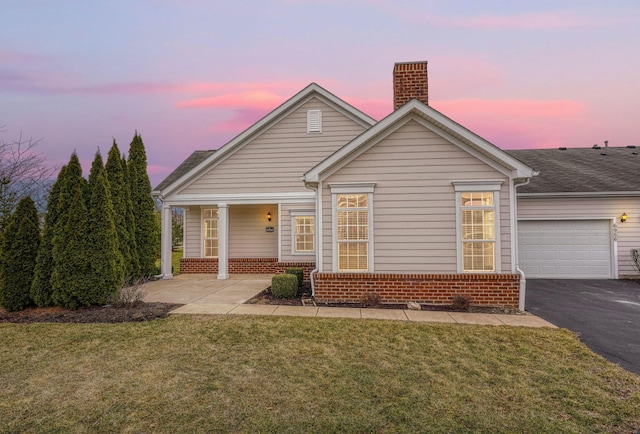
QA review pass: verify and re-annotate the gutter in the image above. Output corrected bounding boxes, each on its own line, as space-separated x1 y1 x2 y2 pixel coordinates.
513 177 531 311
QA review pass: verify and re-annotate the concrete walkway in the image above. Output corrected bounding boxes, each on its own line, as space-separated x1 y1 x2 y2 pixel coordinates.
143 274 556 328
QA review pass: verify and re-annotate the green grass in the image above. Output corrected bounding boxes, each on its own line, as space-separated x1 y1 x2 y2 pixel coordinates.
1 316 639 433
156 250 182 275
172 249 181 274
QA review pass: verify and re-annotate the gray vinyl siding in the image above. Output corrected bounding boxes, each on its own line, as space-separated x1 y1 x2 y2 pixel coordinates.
280 203 316 262
229 204 278 258
183 204 278 259
517 196 640 277
178 97 366 195
184 206 201 258
322 119 511 274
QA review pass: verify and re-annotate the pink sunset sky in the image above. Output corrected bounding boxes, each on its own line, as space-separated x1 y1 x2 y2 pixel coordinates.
2 1 639 187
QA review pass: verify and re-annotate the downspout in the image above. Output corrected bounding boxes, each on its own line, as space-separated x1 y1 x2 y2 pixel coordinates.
513 177 532 311
304 180 319 298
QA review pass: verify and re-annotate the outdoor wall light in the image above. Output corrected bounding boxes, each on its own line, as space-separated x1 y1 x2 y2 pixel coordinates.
621 212 628 223
267 211 272 222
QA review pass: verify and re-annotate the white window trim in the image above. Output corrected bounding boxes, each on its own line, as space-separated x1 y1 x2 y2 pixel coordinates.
453 181 502 273
330 183 376 272
201 207 219 258
290 210 316 255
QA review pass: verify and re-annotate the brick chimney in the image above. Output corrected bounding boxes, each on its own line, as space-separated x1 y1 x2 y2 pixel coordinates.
393 61 428 109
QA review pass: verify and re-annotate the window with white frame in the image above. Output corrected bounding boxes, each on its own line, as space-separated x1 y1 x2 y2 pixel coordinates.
336 193 369 271
202 208 219 258
459 191 497 272
292 213 315 254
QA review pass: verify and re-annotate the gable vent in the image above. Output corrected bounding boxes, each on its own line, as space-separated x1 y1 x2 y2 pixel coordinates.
307 109 322 133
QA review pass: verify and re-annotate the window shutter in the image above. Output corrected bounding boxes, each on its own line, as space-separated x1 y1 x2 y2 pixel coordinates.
307 109 322 133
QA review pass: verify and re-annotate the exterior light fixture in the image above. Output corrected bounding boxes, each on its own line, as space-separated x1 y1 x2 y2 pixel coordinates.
267 211 272 222
621 213 628 223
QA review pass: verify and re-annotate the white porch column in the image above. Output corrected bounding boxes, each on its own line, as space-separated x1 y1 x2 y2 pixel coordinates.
217 203 229 280
161 203 173 279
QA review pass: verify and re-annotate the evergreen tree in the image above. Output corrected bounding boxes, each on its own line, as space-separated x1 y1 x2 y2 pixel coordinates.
50 153 89 308
0 196 40 311
121 151 140 277
31 165 67 306
50 185 92 309
106 141 138 279
88 149 104 190
86 169 123 302
127 133 159 277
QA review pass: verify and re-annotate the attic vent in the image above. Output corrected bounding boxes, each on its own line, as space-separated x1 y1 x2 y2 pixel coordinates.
307 109 322 133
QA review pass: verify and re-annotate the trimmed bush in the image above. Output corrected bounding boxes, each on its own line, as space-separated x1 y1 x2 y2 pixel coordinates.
285 267 304 289
271 274 297 299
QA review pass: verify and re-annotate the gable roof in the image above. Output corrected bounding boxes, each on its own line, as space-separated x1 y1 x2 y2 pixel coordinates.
507 147 640 195
152 83 376 197
304 99 536 183
154 150 215 192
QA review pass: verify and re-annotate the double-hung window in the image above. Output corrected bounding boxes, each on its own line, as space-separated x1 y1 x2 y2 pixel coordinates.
331 183 375 272
454 181 502 273
291 212 315 254
202 208 219 258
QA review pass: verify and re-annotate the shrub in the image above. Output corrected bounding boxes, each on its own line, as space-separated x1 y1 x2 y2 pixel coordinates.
362 292 381 307
271 274 297 299
631 249 640 275
111 278 148 307
285 267 304 291
451 294 473 311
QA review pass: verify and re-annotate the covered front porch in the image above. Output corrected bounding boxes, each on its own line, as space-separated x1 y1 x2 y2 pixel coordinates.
159 198 316 281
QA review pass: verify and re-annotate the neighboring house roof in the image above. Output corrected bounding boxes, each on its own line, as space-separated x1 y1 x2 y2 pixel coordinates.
304 99 536 183
153 83 376 197
154 150 215 192
508 147 640 195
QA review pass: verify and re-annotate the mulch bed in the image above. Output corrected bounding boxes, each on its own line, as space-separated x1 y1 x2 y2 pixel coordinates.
0 302 182 324
246 286 521 315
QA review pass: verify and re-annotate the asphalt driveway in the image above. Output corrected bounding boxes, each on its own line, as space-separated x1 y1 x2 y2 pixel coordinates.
526 279 640 375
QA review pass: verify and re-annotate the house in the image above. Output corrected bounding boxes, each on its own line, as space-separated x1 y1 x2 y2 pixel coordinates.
153 61 637 309
507 147 640 280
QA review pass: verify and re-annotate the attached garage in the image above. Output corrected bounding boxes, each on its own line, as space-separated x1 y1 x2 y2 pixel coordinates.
518 219 615 279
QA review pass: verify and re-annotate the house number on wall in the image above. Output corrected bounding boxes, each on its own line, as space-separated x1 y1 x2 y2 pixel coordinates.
266 226 274 233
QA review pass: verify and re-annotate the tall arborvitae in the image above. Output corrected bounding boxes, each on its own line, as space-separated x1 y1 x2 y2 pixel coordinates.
51 153 89 309
0 197 40 311
88 149 104 189
127 133 159 277
122 153 141 277
106 142 138 279
51 185 92 309
31 165 67 306
86 169 123 302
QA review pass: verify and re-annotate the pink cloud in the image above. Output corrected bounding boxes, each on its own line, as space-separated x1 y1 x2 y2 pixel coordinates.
208 108 272 134
431 99 587 149
434 99 584 119
177 90 287 110
449 12 608 30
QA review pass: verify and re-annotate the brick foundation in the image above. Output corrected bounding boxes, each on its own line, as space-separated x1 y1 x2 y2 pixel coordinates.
313 273 520 307
179 258 315 281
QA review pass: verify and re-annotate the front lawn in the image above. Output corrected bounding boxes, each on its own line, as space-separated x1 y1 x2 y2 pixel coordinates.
1 316 639 433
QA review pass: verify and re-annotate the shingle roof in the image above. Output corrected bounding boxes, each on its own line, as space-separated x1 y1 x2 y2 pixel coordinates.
154 150 215 193
507 147 640 194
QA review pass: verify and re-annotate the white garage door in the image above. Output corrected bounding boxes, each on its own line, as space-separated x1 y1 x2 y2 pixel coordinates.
518 220 613 278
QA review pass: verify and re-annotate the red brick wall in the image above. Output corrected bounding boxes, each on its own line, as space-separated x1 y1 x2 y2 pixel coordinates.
393 61 428 109
179 258 315 281
314 273 520 307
